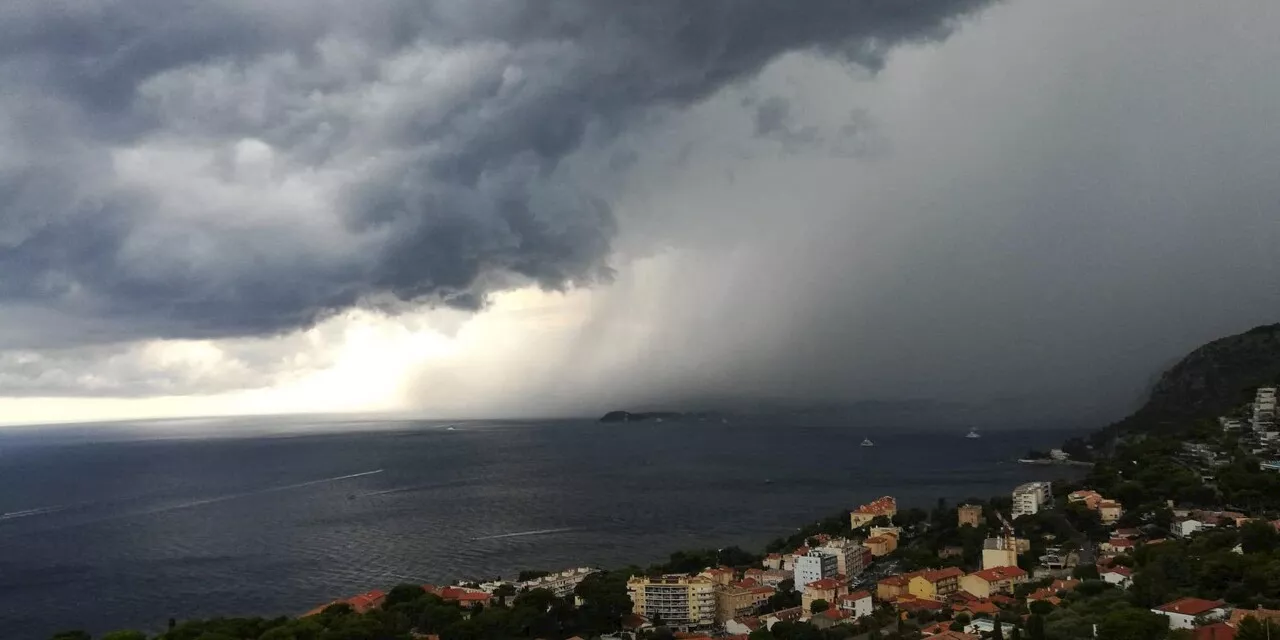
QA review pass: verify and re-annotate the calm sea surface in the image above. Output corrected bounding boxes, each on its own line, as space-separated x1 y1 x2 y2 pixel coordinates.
0 416 1087 638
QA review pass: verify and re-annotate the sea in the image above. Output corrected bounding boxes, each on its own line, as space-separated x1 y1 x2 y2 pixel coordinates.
0 415 1089 639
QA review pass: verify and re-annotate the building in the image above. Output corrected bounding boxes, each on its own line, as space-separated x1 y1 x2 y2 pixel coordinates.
802 577 849 611
793 550 839 594
876 574 911 601
865 532 899 557
627 575 716 630
1012 481 1053 518
957 504 983 528
836 591 874 620
763 554 783 570
699 567 735 587
1175 519 1209 538
1152 598 1230 630
981 536 1017 570
817 539 869 577
1068 490 1103 510
1101 567 1134 589
907 567 964 600
302 589 387 616
424 586 493 608
1193 622 1237 640
850 496 898 529
517 567 599 598
1099 500 1124 524
960 566 1028 598
714 583 774 624
1229 607 1280 629
1254 388 1277 432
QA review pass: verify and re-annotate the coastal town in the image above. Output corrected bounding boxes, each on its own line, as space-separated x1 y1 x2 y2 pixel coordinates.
64 386 1280 640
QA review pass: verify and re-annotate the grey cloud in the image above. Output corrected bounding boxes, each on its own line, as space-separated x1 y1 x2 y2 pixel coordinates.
0 0 995 358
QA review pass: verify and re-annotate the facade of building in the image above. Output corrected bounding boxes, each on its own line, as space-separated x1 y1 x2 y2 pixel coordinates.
907 568 964 600
1012 481 1053 518
1152 598 1231 630
801 577 849 612
957 504 983 528
817 539 869 578
1099 500 1124 525
850 496 898 529
876 575 910 601
793 550 839 594
627 575 716 630
836 591 874 620
981 537 1018 570
865 532 899 557
714 583 773 624
517 567 599 598
1254 388 1277 432
960 566 1029 599
1068 490 1103 509
698 567 735 587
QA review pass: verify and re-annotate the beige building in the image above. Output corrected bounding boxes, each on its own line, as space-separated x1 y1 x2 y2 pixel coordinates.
714 583 773 624
817 539 870 577
850 496 898 529
801 577 849 612
1099 500 1124 525
958 504 983 528
627 575 716 630
960 566 1029 598
907 567 964 600
699 567 735 587
981 537 1017 570
865 533 898 557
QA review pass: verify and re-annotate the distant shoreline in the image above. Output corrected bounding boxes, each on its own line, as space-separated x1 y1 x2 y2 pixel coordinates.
1017 458 1095 467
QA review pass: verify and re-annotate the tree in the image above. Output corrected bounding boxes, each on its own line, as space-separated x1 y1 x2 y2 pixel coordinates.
517 570 551 582
1095 608 1168 640
1241 519 1280 554
50 633 91 640
748 629 777 640
102 633 147 640
384 583 426 608
1072 564 1100 580
992 619 1004 640
810 599 830 614
1010 626 1022 640
1238 616 1280 640
1028 600 1055 616
1026 613 1046 640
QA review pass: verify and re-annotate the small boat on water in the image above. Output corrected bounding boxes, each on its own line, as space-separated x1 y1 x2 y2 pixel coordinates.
861 438 874 447
446 426 457 431
966 428 981 439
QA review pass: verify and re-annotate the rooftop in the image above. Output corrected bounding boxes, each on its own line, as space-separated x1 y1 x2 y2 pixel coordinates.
1155 597 1227 616
806 577 844 591
968 566 1027 582
854 496 898 514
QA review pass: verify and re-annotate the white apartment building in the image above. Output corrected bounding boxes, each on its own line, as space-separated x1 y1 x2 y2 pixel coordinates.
517 567 598 598
627 575 716 630
793 549 839 594
1012 481 1053 518
816 539 868 578
1254 388 1277 432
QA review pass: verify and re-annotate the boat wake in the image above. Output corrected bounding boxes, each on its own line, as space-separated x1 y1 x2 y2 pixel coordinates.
139 469 385 516
471 527 576 541
0 506 66 522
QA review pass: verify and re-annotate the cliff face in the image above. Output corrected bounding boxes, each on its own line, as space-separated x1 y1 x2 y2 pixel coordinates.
1109 323 1280 434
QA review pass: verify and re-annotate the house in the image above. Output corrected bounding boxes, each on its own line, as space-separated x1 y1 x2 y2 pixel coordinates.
1113 528 1141 539
1068 490 1104 509
714 583 774 624
966 619 1017 637
1026 588 1062 605
893 594 946 614
1099 500 1124 524
950 597 999 618
758 606 805 630
850 496 898 528
836 590 874 620
1194 622 1236 640
908 567 965 600
865 533 899 557
801 577 848 611
924 631 980 640
699 567 735 587
1175 519 1209 538
1152 598 1231 630
1101 567 1134 589
960 566 1028 598
723 616 761 636
1100 537 1136 554
809 608 855 630
425 586 492 608
1051 579 1081 592
302 589 387 616
763 554 783 570
877 574 911 601
744 568 790 587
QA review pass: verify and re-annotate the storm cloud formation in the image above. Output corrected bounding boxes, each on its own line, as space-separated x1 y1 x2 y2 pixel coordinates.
2 0 1280 423
0 0 990 347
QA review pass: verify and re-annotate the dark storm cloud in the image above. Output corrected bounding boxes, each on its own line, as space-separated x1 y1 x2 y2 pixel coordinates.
0 0 994 349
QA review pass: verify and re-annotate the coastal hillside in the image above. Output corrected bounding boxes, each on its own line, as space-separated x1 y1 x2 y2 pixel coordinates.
1101 322 1280 438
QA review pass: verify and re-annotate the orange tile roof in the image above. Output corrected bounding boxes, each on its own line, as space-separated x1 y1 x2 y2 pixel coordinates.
920 567 965 582
1051 579 1081 591
968 566 1026 582
1193 622 1236 640
1156 597 1227 616
1229 608 1280 626
855 496 897 514
807 577 844 590
841 590 872 602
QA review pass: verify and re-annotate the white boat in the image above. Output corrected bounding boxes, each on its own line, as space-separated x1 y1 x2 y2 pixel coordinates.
966 428 981 439
861 438 874 447
447 426 456 431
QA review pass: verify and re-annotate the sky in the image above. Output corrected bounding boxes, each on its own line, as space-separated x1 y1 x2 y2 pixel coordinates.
1 0 1279 426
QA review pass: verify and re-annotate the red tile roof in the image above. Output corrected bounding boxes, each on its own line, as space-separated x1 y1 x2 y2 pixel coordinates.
968 566 1027 582
1156 598 1227 616
1107 538 1135 548
895 595 946 612
1051 579 1081 591
1194 622 1236 640
731 616 762 631
807 577 844 591
1103 566 1134 577
920 567 965 582
854 496 898 514
840 590 872 602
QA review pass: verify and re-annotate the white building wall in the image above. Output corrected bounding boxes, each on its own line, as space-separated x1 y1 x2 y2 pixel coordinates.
793 551 838 593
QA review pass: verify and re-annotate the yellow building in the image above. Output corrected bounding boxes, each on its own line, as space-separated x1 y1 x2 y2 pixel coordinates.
850 496 898 529
801 577 849 612
865 533 899 557
714 583 773 624
981 537 1018 570
627 575 716 630
960 566 1029 598
699 567 735 587
907 567 964 600
1099 500 1124 525
876 574 911 601
958 504 983 528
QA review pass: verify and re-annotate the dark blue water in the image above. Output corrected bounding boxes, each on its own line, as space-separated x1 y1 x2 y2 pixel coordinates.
0 416 1087 638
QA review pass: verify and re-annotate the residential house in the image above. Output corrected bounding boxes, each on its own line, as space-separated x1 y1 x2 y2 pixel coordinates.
1101 567 1134 589
958 504 983 527
809 608 855 629
1100 537 1136 554
966 619 1017 637
1228 607 1280 628
425 586 492 608
1152 598 1231 630
1193 622 1236 640
793 549 839 594
1068 490 1104 509
960 566 1028 598
850 496 898 529
302 589 387 616
1114 528 1141 539
1050 579 1081 592
1099 500 1124 525
724 617 761 636
1175 519 1209 538
865 533 899 557
1026 588 1062 606
1012 481 1053 518
908 567 965 600
923 631 980 640
627 575 716 631
802 577 849 612
714 583 774 624
982 536 1018 570
758 606 805 630
836 591 874 620
876 574 911 601
763 554 783 570
893 594 946 615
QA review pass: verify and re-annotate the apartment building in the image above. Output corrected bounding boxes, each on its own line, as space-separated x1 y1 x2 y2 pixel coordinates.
817 539 869 578
627 575 716 630
793 550 839 594
1012 481 1053 518
517 567 598 598
714 583 773 624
